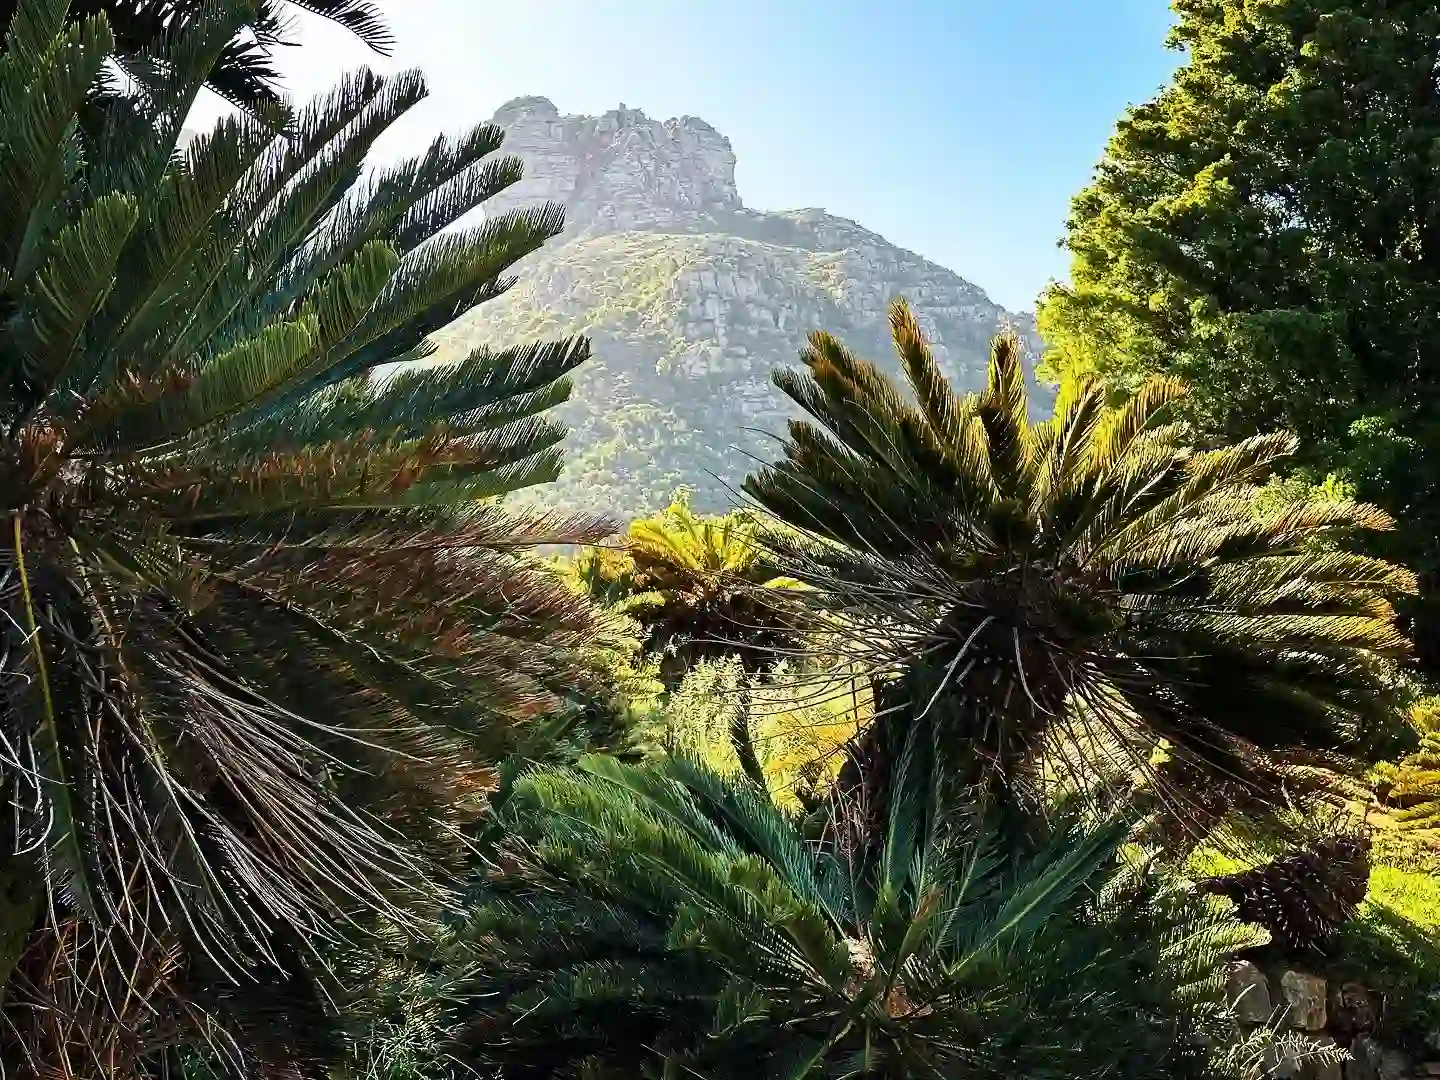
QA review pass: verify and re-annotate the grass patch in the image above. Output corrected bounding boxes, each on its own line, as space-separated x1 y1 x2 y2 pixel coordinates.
1187 839 1439 1052
1329 865 1440 1052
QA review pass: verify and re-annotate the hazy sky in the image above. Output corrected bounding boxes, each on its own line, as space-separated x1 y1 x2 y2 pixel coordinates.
191 1 1181 312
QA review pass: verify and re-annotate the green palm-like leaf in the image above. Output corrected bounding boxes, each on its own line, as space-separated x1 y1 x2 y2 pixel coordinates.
444 732 1256 1079
0 0 393 114
744 297 1415 839
0 0 612 1041
575 498 808 686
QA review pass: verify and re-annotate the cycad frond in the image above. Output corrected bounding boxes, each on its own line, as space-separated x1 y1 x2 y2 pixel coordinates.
0 0 609 1039
0 0 393 114
744 298 1413 844
445 734 1257 1079
1375 700 1440 837
573 499 807 685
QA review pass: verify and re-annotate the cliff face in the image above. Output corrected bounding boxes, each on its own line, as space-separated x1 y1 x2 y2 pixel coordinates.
481 96 743 233
433 96 1047 515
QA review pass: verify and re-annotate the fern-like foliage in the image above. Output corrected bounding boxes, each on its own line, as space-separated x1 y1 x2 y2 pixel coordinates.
445 724 1268 1079
0 0 391 111
0 0 608 1065
1374 698 1440 837
743 298 1415 841
573 496 805 686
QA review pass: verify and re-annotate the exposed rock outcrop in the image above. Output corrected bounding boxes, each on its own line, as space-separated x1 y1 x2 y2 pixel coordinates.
436 96 1047 515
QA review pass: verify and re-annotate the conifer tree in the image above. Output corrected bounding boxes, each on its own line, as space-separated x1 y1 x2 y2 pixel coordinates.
1038 0 1440 666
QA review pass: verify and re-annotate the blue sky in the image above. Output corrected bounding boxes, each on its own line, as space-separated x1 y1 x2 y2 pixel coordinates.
193 1 1181 312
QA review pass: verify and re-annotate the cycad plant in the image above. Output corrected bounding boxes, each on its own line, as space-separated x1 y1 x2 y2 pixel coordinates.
743 299 1414 844
0 0 606 1060
571 499 806 783
1195 834 1373 954
577 497 804 683
448 735 1265 1079
0 0 391 110
1372 698 1440 837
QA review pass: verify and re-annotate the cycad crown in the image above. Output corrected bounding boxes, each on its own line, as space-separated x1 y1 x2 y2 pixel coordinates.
451 731 1264 1079
1195 835 1373 954
744 298 1414 829
578 499 802 683
1378 700 1440 834
0 0 606 988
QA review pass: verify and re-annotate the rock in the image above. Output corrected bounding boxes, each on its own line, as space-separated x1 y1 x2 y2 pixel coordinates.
1227 960 1275 1023
1350 1036 1410 1080
1346 1037 1379 1080
433 97 1049 517
1378 1047 1410 1080
1280 971 1328 1031
1329 982 1380 1037
1301 1034 1343 1080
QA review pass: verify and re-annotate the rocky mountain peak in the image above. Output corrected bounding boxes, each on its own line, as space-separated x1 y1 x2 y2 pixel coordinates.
482 97 741 234
437 96 1048 515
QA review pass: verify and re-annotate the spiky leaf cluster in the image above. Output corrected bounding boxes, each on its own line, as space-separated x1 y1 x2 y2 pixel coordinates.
575 498 805 685
743 298 1415 832
0 0 607 1026
0 0 392 111
1374 699 1440 837
1195 835 1372 954
445 732 1266 1080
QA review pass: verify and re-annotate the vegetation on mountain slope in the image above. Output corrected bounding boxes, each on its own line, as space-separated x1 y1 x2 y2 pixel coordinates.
432 218 1038 516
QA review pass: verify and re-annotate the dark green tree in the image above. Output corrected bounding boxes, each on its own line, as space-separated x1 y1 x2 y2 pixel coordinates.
0 0 605 1070
446 744 1266 1079
744 299 1413 846
0 0 390 110
1038 0 1440 666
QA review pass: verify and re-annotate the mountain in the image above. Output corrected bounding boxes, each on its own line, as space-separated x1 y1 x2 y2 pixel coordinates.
431 96 1047 516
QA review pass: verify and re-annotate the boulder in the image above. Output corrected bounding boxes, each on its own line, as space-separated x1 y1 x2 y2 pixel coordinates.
1329 982 1379 1037
1345 1039 1377 1080
1227 960 1275 1024
1280 971 1328 1031
1301 1033 1343 1080
1349 1035 1410 1080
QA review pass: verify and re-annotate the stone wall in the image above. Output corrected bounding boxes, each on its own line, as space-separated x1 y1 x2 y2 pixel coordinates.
1225 961 1440 1080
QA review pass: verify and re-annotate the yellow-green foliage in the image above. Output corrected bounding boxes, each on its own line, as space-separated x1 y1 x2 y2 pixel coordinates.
562 495 804 686
1187 839 1440 1049
1330 866 1440 1049
632 656 869 809
1371 697 1440 839
567 493 778 599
